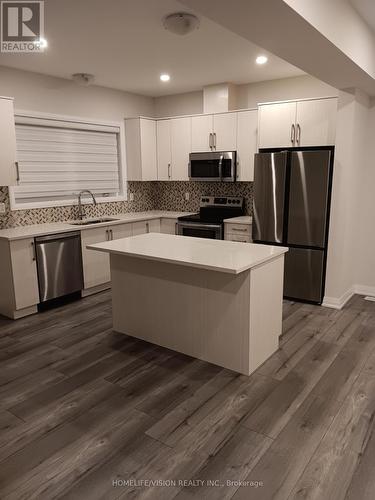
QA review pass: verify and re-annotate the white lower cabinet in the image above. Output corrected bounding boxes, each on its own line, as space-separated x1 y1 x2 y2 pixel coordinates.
160 218 177 235
82 219 160 290
0 237 39 319
224 222 252 243
81 226 112 289
112 223 133 240
11 238 39 310
132 219 160 235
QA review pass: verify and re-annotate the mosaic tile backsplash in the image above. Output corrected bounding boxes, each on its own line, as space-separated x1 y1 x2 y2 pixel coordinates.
0 181 253 229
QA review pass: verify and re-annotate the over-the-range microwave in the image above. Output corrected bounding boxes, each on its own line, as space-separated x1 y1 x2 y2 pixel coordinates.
188 151 237 182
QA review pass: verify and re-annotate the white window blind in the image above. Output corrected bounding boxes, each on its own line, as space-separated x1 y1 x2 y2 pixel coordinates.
12 119 123 207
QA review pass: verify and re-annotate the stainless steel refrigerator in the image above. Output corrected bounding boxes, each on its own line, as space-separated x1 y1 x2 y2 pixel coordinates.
252 149 333 304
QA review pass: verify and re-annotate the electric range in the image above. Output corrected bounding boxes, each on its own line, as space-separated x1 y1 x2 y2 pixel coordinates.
177 196 244 240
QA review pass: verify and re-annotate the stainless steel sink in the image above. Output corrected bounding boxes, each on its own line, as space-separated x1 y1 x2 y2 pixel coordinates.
70 218 119 226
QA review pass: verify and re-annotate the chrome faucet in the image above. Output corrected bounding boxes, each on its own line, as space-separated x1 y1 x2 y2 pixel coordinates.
77 190 97 220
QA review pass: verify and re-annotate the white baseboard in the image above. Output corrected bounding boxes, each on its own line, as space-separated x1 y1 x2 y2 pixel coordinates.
323 284 375 310
322 287 355 310
353 284 375 297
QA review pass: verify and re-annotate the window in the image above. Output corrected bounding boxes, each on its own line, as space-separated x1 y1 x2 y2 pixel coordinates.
9 113 126 210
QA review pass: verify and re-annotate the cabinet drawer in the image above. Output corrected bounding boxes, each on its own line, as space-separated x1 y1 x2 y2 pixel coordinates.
225 233 251 243
224 223 251 235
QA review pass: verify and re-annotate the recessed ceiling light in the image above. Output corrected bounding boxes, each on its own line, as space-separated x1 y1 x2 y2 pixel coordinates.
256 55 268 65
160 74 170 82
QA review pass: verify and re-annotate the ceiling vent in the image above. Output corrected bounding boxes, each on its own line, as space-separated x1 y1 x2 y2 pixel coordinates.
72 73 95 86
163 12 200 36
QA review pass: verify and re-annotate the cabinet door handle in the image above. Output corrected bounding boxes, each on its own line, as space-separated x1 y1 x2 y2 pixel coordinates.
168 163 171 179
106 229 109 240
110 229 113 240
213 132 217 150
146 222 149 233
31 241 36 261
296 123 301 144
175 222 177 235
15 161 20 183
291 124 295 144
232 227 248 232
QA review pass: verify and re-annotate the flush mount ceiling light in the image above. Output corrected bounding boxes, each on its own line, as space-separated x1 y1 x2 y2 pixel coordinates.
160 73 170 82
256 55 268 65
72 73 95 86
162 12 200 36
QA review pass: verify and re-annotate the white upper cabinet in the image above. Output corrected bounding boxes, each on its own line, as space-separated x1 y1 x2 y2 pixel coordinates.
236 110 258 182
191 112 237 152
0 97 18 186
213 112 237 151
156 120 171 180
191 114 213 152
171 117 191 181
125 117 158 181
258 98 337 149
258 102 297 149
295 98 337 147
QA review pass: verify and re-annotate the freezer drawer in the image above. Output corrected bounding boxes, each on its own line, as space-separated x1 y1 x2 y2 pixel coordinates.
35 232 84 302
253 152 287 243
284 248 325 303
287 150 331 247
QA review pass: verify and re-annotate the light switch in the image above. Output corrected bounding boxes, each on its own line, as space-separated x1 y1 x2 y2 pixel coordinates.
129 192 134 201
184 192 190 201
0 202 6 215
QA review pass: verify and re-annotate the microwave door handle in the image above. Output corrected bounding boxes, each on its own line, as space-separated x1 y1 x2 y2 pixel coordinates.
218 154 224 179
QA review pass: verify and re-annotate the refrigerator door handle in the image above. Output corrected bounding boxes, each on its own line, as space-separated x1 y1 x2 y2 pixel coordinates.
290 124 295 145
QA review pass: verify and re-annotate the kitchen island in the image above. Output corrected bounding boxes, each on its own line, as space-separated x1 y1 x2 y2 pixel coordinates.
88 234 288 375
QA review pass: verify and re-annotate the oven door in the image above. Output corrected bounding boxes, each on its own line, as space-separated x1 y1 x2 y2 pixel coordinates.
177 222 223 239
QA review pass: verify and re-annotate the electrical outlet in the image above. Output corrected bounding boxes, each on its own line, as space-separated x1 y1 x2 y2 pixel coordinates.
184 192 190 201
0 202 6 215
129 192 134 202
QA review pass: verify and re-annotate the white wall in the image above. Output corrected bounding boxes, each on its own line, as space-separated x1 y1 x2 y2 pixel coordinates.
154 75 338 116
236 75 337 108
154 90 202 118
354 101 375 291
324 88 374 306
0 66 155 121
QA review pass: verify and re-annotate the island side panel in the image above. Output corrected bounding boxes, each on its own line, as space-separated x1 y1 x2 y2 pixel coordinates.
110 254 251 374
248 255 284 374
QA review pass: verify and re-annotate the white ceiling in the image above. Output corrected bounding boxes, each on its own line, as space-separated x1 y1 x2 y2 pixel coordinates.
0 0 304 97
350 0 375 32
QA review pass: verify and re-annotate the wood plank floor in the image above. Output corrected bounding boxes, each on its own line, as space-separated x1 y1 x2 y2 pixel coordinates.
0 291 374 499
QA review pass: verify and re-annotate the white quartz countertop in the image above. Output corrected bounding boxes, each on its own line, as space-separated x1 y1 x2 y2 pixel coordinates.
87 233 288 274
0 211 194 241
224 216 252 225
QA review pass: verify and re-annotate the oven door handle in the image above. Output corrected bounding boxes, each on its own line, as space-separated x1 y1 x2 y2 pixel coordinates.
179 222 222 230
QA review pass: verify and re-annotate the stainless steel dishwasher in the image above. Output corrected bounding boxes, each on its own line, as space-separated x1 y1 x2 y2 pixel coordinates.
35 231 84 302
